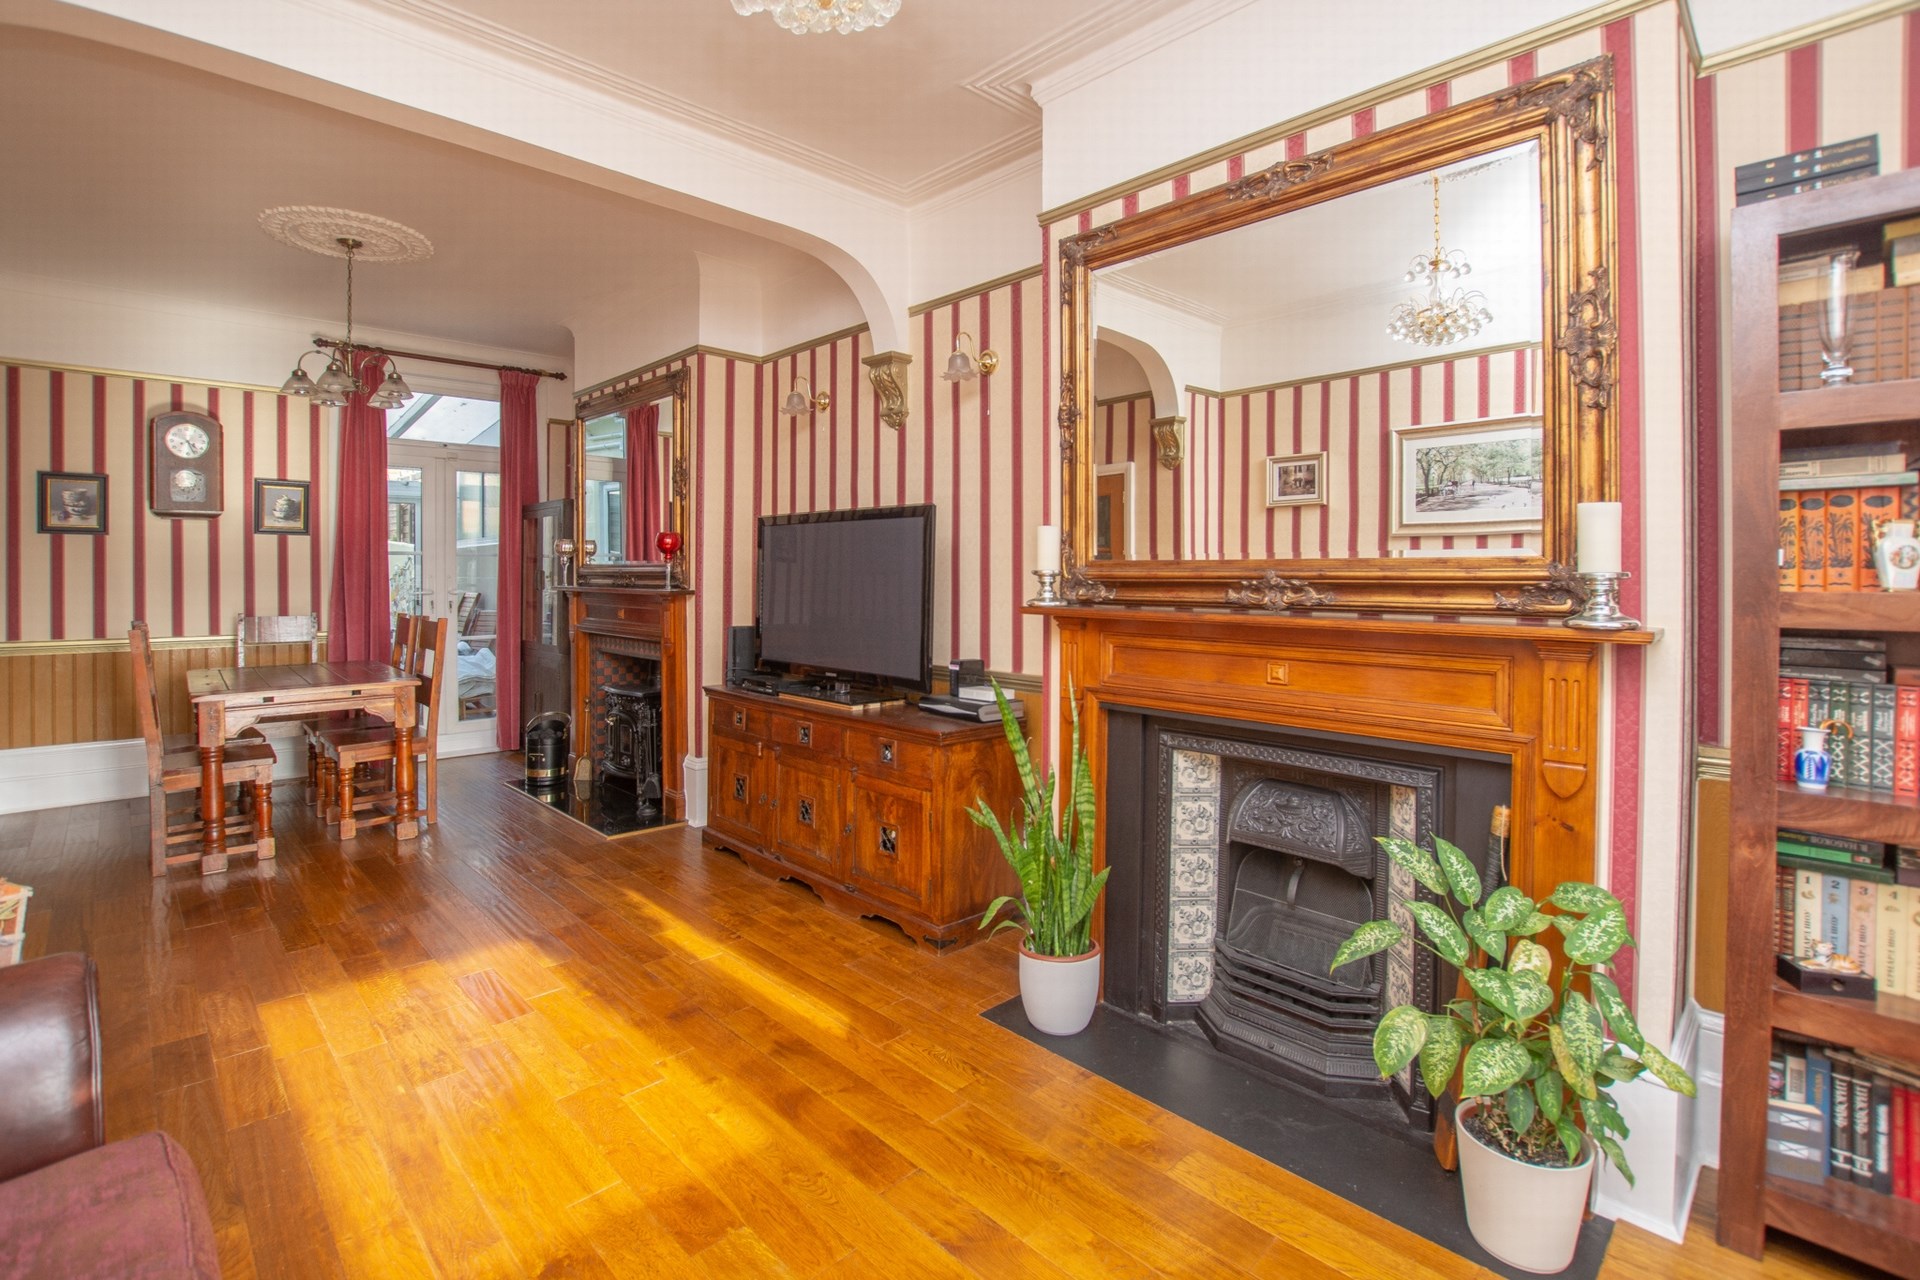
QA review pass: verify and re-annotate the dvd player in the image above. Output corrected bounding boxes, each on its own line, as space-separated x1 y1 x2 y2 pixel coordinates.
919 694 1022 722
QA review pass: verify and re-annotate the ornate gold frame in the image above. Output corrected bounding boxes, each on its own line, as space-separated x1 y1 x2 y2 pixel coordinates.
571 366 692 588
1055 58 1616 614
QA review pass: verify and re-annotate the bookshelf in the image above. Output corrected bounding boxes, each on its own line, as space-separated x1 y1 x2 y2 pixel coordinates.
1726 165 1920 1280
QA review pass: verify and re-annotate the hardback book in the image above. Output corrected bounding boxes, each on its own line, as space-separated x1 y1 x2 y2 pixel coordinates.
1822 874 1851 951
1834 1062 1857 1180
1795 869 1823 956
1852 878 1879 977
1778 636 1889 652
1785 1043 1809 1103
1901 847 1920 889
1781 665 1886 684
1739 136 1880 192
1766 1099 1830 1183
1808 1046 1834 1134
1813 681 1843 781
1872 684 1898 790
1781 455 1913 480
1778 647 1888 670
1855 1067 1877 1186
1770 1048 1788 1098
1778 827 1887 857
1873 1073 1895 1195
1779 437 1905 464
1908 1085 1920 1200
1798 492 1828 589
1861 484 1904 590
1775 866 1796 954
1776 839 1884 867
1780 469 1920 491
1780 494 1800 588
1739 169 1879 205
1780 852 1895 884
1877 885 1908 996
1848 681 1876 788
1826 490 1860 589
1898 1087 1912 1201
1897 686 1920 796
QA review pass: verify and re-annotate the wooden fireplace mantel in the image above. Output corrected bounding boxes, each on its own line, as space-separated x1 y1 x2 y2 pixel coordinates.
564 585 689 819
1045 608 1652 917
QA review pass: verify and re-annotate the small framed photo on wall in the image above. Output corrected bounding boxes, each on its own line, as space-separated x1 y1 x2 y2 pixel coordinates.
1391 417 1544 537
254 479 310 535
1264 451 1327 507
36 471 108 535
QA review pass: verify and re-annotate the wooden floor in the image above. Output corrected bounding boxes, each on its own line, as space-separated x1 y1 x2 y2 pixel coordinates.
0 755 1881 1279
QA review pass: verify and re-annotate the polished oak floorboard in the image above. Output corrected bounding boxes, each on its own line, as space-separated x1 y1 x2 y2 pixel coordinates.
0 755 1883 1278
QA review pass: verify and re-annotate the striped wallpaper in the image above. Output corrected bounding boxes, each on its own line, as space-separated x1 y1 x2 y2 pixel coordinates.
1693 9 1920 746
0 365 329 643
1095 347 1542 561
1045 12 1666 1002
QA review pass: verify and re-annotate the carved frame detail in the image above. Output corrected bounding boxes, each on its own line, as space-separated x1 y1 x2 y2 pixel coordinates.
570 365 692 587
1054 57 1617 614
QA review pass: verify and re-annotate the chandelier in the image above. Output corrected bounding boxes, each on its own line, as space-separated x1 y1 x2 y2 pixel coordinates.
1386 175 1492 349
261 207 431 410
730 0 901 35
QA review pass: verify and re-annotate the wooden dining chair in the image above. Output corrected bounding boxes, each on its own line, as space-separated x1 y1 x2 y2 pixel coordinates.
129 622 276 876
304 613 416 803
316 615 448 838
233 612 320 667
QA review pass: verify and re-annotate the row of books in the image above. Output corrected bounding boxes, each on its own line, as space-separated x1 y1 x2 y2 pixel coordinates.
1766 1037 1920 1200
1775 443 1916 590
1772 850 1920 1000
1775 669 1919 794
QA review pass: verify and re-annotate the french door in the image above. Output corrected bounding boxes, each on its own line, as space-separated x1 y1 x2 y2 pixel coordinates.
387 440 500 751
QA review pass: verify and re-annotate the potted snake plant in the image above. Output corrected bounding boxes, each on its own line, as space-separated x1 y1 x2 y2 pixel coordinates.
968 681 1109 1036
1330 834 1694 1275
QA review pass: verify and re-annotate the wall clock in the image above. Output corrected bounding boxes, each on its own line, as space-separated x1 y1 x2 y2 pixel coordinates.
149 410 223 517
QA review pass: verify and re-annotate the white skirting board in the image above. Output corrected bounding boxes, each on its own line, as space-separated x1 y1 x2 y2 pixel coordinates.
1589 1000 1718 1243
0 731 500 815
683 755 708 828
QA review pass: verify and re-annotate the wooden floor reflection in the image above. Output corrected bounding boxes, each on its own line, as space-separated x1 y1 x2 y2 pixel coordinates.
2 754 1885 1278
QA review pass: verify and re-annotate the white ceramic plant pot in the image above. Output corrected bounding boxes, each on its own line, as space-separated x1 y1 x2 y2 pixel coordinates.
1017 941 1102 1036
1455 1099 1595 1275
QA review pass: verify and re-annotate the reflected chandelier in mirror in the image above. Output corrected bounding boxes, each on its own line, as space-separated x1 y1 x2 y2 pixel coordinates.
1056 57 1617 615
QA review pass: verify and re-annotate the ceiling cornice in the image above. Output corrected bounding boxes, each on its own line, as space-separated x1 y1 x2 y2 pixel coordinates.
1026 0 1265 107
1694 0 1920 74
961 0 1241 115
357 0 1064 205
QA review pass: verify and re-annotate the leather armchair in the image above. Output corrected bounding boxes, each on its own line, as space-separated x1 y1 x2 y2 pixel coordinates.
0 953 219 1278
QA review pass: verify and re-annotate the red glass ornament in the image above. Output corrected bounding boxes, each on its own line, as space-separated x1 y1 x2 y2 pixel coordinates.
656 530 682 557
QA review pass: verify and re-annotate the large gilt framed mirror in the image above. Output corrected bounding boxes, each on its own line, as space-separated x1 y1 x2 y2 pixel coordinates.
1057 59 1615 614
571 366 692 588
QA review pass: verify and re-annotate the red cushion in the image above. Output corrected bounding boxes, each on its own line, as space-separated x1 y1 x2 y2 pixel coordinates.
0 1132 218 1278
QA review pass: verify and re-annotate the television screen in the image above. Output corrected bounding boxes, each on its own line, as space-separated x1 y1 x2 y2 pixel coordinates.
756 504 935 692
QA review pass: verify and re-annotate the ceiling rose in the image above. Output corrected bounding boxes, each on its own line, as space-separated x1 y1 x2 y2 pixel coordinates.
257 206 434 263
730 0 901 35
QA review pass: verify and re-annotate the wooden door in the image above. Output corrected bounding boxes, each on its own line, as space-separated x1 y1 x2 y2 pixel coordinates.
521 500 573 727
847 772 933 912
772 753 844 879
708 735 767 844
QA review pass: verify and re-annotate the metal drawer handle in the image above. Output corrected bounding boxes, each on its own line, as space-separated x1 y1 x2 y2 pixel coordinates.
879 825 898 856
733 710 745 728
732 774 747 802
798 723 812 746
880 741 894 764
798 797 814 827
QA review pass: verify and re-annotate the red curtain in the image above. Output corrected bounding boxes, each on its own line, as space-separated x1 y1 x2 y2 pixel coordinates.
624 402 661 561
494 370 541 750
326 351 393 663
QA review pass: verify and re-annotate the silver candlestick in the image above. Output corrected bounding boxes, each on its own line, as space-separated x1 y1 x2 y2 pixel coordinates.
1565 570 1640 631
1028 569 1065 606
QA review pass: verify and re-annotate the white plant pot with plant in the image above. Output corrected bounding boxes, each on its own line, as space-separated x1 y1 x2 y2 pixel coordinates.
1330 836 1695 1276
969 681 1109 1037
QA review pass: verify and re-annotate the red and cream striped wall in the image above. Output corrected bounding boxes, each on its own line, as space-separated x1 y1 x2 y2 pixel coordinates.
626 272 1050 757
1 366 329 644
1693 7 1920 747
1044 7 1692 1022
1094 346 1542 561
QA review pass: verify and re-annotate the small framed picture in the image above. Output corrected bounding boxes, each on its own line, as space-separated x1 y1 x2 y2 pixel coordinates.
36 471 107 535
254 479 310 535
1264 451 1327 507
1392 416 1545 536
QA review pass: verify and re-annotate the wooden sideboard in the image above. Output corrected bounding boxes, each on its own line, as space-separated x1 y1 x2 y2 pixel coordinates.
703 686 1020 948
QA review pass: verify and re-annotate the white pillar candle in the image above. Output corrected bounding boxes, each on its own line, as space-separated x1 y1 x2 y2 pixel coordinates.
1576 502 1622 574
1036 524 1062 575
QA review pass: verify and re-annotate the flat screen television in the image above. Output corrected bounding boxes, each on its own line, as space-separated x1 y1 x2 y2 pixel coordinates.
756 503 936 694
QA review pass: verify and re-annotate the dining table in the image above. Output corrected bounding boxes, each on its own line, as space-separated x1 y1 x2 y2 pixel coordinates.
185 660 420 861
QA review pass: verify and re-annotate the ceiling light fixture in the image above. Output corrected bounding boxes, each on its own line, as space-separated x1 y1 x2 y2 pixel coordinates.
1387 175 1492 349
940 331 998 382
261 207 432 411
781 376 830 417
730 0 900 35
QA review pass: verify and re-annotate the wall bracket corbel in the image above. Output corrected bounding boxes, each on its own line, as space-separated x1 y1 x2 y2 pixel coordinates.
862 351 912 431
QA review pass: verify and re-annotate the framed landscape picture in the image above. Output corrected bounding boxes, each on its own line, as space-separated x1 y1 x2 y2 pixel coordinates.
36 471 107 534
1392 417 1544 536
254 478 310 535
1264 451 1327 507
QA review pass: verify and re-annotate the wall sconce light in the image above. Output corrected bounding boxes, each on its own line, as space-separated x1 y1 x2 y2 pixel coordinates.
781 376 830 417
941 331 999 382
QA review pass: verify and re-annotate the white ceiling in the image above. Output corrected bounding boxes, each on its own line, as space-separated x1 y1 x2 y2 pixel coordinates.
0 1 1874 374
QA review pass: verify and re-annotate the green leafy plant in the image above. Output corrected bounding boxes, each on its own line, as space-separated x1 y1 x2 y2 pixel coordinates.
967 680 1109 958
1330 835 1694 1183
